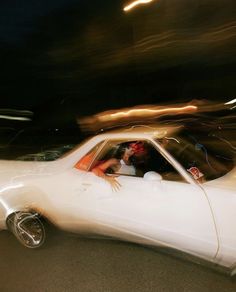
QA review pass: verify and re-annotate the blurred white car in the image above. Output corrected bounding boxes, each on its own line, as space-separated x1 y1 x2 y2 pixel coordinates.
0 125 236 275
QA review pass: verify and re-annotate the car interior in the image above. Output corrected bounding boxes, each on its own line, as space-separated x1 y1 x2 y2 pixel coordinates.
91 140 184 182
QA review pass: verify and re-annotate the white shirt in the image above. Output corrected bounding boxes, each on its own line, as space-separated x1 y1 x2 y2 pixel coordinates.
116 159 136 176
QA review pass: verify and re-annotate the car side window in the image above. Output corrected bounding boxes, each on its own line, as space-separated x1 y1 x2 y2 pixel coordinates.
89 140 137 176
88 139 184 182
74 141 104 171
157 131 234 182
135 141 185 182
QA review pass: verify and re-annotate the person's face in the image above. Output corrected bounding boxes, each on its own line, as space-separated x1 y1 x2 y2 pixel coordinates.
123 148 134 164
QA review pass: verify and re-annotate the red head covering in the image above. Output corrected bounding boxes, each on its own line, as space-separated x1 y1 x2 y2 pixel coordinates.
129 142 146 155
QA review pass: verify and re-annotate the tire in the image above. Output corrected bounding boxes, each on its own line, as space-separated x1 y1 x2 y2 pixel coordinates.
7 211 46 248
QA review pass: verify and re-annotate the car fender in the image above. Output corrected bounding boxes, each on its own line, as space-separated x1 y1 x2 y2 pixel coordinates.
203 185 236 268
0 183 48 229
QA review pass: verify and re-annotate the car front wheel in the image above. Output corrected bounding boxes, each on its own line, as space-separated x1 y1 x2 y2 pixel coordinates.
7 211 45 248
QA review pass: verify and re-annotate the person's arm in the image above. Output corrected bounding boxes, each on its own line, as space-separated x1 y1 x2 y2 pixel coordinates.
96 158 120 172
92 158 121 191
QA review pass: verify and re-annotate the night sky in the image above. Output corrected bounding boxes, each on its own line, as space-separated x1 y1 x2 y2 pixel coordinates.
0 0 235 145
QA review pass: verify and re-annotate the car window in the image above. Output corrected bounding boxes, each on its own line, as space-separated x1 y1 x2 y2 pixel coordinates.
143 141 185 182
89 139 184 182
74 141 104 171
88 140 136 175
157 130 234 182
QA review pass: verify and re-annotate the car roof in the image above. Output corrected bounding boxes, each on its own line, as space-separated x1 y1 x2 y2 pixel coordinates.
96 124 182 140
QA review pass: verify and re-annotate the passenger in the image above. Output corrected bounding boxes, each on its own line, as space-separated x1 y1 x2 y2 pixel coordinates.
114 144 136 175
92 142 145 189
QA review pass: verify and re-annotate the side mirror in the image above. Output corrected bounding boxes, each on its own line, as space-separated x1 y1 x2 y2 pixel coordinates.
144 171 162 181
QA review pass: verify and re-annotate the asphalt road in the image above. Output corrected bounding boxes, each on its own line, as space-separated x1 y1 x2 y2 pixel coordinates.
0 227 236 292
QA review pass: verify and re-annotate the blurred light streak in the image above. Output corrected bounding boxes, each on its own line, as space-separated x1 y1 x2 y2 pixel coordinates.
0 115 31 121
0 108 33 116
0 183 24 194
98 105 197 122
225 99 236 105
78 100 236 134
212 134 236 151
78 104 200 133
123 0 154 12
165 137 180 143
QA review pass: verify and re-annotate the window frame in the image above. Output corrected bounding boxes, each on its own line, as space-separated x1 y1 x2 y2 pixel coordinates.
75 140 107 171
151 138 196 184
87 137 191 183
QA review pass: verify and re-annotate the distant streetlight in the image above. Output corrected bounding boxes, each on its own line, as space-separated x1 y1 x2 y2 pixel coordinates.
123 0 154 12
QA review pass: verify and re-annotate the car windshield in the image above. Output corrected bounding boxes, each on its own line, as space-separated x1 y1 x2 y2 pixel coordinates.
157 129 235 182
16 144 75 161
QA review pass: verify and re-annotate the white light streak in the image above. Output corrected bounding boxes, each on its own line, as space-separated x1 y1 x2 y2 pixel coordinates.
123 0 154 12
165 137 180 143
0 115 31 121
0 183 24 194
225 98 236 105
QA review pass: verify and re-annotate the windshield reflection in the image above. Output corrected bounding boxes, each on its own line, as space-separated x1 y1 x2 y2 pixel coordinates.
157 130 234 182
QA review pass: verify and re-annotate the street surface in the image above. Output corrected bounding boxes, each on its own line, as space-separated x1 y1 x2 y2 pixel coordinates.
0 226 236 292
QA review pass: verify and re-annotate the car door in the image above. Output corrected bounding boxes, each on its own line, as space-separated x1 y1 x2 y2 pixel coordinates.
43 138 218 261
64 138 218 261
79 173 218 261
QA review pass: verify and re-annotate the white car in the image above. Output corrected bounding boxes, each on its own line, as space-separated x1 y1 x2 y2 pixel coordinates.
0 125 236 275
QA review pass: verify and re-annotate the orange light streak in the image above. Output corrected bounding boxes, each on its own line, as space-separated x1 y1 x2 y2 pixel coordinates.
97 105 198 122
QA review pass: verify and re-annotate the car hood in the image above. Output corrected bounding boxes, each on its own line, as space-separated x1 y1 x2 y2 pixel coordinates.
205 166 236 191
0 160 56 177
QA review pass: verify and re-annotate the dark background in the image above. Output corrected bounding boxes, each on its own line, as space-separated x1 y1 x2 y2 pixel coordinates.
0 2 236 290
0 0 235 156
